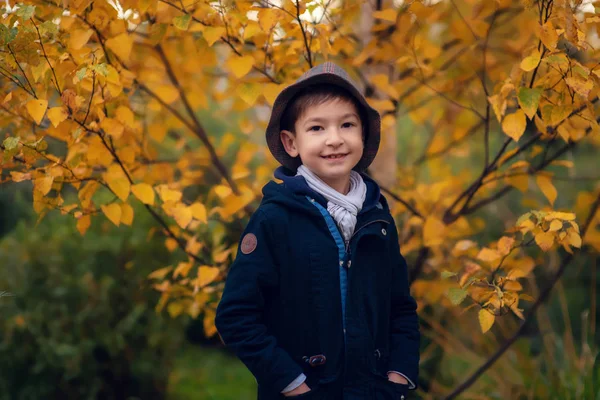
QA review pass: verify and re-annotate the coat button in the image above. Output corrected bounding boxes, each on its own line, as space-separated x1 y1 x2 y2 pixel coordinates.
401 396 405 400
381 228 387 235
347 260 352 268
339 260 344 266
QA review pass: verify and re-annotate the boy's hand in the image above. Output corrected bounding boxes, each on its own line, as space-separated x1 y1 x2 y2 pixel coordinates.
387 372 409 385
283 382 311 397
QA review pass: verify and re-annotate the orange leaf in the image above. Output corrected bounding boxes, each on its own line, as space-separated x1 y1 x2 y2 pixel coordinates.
76 214 91 235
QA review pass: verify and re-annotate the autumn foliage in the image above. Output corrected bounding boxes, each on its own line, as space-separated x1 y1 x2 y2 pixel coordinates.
1 0 600 397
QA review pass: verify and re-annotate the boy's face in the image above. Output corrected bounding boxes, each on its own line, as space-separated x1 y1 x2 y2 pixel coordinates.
280 98 364 193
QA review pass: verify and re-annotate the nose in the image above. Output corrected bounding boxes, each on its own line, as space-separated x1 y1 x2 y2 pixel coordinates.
325 128 344 147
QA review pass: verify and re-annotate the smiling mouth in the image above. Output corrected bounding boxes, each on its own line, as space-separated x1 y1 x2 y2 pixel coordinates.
322 153 348 160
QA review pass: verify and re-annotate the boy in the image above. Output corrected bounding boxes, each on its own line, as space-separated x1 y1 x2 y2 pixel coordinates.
215 62 420 399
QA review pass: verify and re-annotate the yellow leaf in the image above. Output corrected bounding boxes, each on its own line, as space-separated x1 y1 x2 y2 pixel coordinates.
26 99 48 125
116 105 134 128
423 216 446 247
567 230 582 248
120 202 134 226
3 92 13 104
146 83 180 104
536 175 557 205
477 247 502 262
47 107 68 128
132 183 155 205
69 29 93 50
549 219 562 231
78 181 99 208
172 204 192 228
197 266 220 287
148 266 173 280
202 26 225 46
244 21 261 40
478 309 495 333
520 50 541 72
222 186 255 218
535 231 555 251
105 33 133 63
565 77 593 98
214 185 232 199
173 261 194 278
167 302 184 318
76 214 91 235
372 8 397 22
35 176 54 196
103 164 130 202
504 280 523 291
536 21 559 50
165 238 178 252
204 309 217 337
227 55 254 79
158 186 182 203
263 83 282 106
100 118 124 139
550 105 573 125
237 83 261 106
504 174 529 193
544 211 576 221
101 203 122 226
497 236 515 256
502 109 527 142
10 171 31 182
258 8 278 31
190 202 207 223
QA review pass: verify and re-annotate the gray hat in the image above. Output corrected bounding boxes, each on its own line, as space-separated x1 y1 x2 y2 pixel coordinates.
265 62 381 172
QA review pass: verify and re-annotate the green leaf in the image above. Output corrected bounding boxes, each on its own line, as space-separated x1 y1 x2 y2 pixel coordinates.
517 87 542 119
516 212 532 227
3 136 20 151
39 20 58 37
149 23 168 45
448 287 468 306
2 137 20 161
173 15 191 31
0 25 18 46
15 4 36 20
441 270 457 279
92 63 109 77
76 67 87 81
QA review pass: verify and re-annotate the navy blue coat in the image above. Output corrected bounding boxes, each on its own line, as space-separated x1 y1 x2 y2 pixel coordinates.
215 167 420 399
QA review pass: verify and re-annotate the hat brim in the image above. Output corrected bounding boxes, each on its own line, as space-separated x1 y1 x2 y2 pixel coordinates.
266 74 381 172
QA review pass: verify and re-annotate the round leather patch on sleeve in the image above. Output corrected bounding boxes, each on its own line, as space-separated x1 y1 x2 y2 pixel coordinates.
241 233 258 254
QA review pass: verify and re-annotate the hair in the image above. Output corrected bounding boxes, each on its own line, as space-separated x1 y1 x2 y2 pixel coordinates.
280 84 367 136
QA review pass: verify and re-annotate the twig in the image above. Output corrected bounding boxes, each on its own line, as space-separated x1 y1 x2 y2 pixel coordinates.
444 190 600 399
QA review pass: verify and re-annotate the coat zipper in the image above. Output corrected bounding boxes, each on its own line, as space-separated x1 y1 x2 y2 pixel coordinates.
344 219 390 262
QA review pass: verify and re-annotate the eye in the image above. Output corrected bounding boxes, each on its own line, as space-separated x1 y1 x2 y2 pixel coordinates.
342 122 355 128
309 126 323 132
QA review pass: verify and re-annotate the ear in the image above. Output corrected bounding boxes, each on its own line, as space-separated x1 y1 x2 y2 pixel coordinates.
280 130 299 157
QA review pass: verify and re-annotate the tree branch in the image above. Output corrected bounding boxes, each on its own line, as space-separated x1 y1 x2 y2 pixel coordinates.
444 189 600 399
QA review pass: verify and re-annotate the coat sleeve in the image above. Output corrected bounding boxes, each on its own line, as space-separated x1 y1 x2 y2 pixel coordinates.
215 208 303 394
387 221 421 388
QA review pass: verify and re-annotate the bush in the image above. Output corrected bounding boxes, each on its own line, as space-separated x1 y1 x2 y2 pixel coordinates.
0 204 186 400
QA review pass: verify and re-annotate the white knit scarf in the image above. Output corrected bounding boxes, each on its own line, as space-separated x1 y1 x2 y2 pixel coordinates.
296 165 367 242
